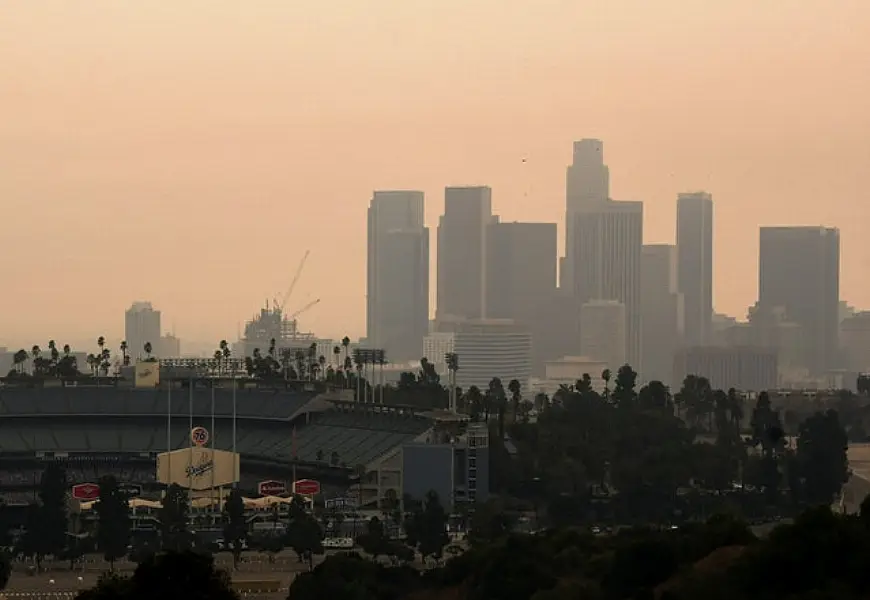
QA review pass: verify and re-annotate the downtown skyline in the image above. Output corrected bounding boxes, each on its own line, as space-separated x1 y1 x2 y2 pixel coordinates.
2 2 868 345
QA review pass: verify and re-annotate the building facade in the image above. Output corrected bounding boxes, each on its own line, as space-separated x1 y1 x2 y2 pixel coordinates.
674 346 778 392
367 191 429 362
424 318 532 391
563 139 610 290
571 200 643 367
437 187 493 320
125 302 161 360
676 192 713 347
641 244 684 384
579 300 626 370
758 226 840 375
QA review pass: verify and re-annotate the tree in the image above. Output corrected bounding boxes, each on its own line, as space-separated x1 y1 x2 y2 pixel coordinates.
357 516 389 560
37 463 68 564
95 475 131 569
143 341 153 360
0 552 9 592
612 364 639 408
223 488 246 568
468 499 511 547
508 379 523 422
404 490 449 562
159 484 190 552
285 497 324 570
78 551 237 600
794 410 850 506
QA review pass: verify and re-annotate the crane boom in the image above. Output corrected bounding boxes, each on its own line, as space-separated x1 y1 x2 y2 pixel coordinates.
286 298 320 320
278 250 310 312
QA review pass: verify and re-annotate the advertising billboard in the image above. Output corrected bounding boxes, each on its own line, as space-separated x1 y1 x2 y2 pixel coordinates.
258 480 287 496
134 361 160 388
72 482 100 501
293 479 321 496
156 447 240 491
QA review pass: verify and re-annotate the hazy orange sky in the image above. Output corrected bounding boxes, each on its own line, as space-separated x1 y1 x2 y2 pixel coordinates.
2 1 869 350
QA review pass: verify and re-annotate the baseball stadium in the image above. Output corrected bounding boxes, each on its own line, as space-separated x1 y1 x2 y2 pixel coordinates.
0 360 438 510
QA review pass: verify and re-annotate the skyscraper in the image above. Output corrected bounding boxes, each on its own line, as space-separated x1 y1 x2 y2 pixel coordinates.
125 301 161 360
676 192 714 347
641 244 684 384
571 200 643 367
486 220 558 371
366 190 429 362
563 139 609 289
486 220 557 320
759 226 840 374
437 186 492 320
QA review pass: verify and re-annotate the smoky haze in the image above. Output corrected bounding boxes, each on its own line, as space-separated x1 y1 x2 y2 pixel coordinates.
1 0 869 348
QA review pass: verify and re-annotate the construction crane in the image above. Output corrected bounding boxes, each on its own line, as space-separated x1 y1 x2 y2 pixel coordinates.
286 298 321 321
274 250 310 314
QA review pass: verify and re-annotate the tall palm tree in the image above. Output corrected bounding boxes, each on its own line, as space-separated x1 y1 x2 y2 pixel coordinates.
12 349 28 374
31 345 41 376
143 341 153 361
465 386 484 421
341 336 351 363
318 355 326 381
48 340 59 374
601 369 612 400
119 340 129 366
508 379 522 422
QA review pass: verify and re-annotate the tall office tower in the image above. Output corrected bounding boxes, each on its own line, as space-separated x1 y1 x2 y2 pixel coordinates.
486 221 557 319
641 244 684 384
759 226 840 375
366 190 429 362
437 186 492 320
676 192 714 347
125 301 161 360
572 201 644 367
486 220 558 372
563 139 610 289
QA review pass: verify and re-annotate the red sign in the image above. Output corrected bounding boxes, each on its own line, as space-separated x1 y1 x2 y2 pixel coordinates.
293 479 320 496
72 483 100 501
257 480 287 496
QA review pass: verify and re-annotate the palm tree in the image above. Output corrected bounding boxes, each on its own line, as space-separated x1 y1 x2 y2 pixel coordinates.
508 379 522 422
12 349 28 374
465 386 484 421
30 345 42 376
318 355 326 381
341 336 351 362
143 342 153 361
119 340 129 366
97 336 105 355
333 345 341 368
601 369 612 400
48 340 59 373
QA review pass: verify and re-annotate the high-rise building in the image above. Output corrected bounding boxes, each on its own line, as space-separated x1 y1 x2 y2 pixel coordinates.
641 244 684 384
366 191 429 362
676 192 713 347
424 318 532 391
580 300 626 370
486 220 558 371
563 139 610 289
486 221 557 320
759 226 840 374
125 301 161 360
571 200 643 367
437 186 492 320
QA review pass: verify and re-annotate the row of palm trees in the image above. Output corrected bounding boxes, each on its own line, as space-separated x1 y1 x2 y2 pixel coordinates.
6 338 156 379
